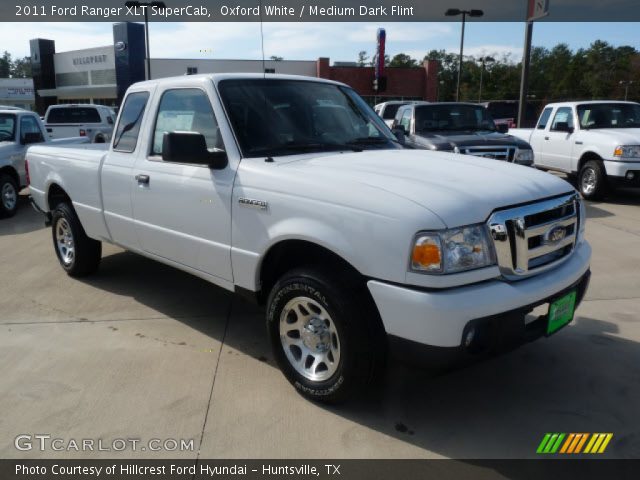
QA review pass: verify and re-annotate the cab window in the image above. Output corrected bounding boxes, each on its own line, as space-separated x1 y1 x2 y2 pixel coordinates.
20 115 45 143
550 107 574 131
537 107 553 130
151 88 222 156
399 108 412 131
113 91 150 152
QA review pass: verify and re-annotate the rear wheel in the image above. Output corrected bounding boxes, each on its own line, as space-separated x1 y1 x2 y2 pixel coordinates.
0 174 19 218
266 267 386 403
579 160 608 200
51 202 102 277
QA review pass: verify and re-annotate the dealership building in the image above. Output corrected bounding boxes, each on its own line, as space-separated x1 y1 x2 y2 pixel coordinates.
29 22 438 114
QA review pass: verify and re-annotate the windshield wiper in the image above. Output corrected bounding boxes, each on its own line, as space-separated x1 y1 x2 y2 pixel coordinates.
250 142 363 155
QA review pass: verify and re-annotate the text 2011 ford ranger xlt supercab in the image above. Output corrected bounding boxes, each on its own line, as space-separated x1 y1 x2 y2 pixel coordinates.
28 74 591 403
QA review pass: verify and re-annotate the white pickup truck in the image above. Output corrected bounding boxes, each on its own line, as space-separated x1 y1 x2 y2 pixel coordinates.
28 74 591 403
510 101 640 199
44 104 116 144
0 108 87 218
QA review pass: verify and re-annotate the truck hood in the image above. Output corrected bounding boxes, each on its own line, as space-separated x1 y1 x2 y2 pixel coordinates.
583 128 640 145
415 130 532 150
279 149 574 227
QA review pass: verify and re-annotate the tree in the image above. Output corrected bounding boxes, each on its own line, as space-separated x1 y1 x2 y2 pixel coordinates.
0 51 12 78
269 55 283 61
357 50 369 67
388 53 417 68
11 57 31 78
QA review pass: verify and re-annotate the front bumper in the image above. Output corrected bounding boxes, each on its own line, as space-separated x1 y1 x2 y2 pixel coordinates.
367 240 591 349
604 160 640 188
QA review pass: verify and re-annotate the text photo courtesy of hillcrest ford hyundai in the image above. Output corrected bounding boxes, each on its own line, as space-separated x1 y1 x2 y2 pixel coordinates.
1 0 639 479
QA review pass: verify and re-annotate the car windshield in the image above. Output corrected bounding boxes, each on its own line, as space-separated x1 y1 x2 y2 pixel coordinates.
218 79 399 157
0 113 16 141
577 103 640 129
415 104 497 133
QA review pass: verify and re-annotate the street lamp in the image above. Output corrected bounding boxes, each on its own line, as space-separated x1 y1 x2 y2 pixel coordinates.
620 80 634 101
445 8 484 101
477 56 494 102
124 1 166 80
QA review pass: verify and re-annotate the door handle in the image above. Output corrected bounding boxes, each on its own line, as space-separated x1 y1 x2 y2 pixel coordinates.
135 174 150 185
544 136 550 140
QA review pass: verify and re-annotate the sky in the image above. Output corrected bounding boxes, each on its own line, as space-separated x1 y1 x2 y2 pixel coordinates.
1 22 639 63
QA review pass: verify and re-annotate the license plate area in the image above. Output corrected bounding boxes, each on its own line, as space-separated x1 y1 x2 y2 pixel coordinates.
546 290 577 335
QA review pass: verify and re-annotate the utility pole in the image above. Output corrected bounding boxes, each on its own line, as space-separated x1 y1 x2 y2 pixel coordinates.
517 21 533 128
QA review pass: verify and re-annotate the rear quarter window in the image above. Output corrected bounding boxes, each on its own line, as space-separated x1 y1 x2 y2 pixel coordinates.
47 107 102 124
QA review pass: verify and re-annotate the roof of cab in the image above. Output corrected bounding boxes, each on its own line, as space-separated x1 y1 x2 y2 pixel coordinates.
543 100 640 108
127 73 350 90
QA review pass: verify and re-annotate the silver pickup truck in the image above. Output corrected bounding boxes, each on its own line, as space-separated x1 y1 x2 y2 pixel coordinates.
0 108 88 217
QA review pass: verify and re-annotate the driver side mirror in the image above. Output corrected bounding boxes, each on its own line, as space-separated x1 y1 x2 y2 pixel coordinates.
21 132 44 145
162 131 228 169
553 122 574 134
392 126 406 145
496 123 509 134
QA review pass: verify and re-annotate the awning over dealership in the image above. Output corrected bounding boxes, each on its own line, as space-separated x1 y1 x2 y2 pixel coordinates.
37 85 117 99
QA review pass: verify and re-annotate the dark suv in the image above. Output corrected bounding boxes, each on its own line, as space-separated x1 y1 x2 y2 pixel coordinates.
392 102 534 166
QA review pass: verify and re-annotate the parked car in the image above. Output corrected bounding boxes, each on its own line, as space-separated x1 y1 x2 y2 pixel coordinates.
0 108 88 217
480 100 538 129
392 102 535 166
374 100 429 127
510 101 640 199
28 74 591 403
0 105 26 111
44 104 116 143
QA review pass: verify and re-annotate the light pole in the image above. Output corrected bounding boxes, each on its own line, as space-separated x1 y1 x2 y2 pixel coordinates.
445 8 484 101
478 56 494 102
620 80 634 101
124 1 166 80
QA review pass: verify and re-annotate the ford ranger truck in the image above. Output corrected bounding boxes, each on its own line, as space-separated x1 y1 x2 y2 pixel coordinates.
0 108 88 218
28 74 592 403
510 101 640 199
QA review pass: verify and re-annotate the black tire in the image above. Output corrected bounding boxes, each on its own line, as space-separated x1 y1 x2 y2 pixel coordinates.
51 202 102 277
266 267 386 404
0 173 19 218
578 159 608 200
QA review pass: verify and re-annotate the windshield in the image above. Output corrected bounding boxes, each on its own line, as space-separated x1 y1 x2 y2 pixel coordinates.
415 104 496 133
218 79 399 157
0 113 16 141
577 103 640 129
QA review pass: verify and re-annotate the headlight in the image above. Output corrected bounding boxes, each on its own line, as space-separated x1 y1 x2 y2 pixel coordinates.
514 148 534 164
411 224 495 274
613 145 640 158
577 196 587 245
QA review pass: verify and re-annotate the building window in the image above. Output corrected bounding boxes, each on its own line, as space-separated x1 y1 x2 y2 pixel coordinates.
186 67 198 75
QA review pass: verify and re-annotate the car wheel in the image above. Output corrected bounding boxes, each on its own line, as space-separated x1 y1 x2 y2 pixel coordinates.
0 174 19 218
266 267 386 404
579 160 607 200
51 202 102 277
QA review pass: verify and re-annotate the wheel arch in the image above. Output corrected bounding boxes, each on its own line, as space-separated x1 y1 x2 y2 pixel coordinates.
0 165 20 188
47 182 72 212
257 239 364 305
577 151 603 173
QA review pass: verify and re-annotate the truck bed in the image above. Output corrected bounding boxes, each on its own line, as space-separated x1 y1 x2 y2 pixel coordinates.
28 143 109 236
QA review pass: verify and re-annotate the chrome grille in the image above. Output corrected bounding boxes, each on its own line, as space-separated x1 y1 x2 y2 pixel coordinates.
459 145 517 161
488 193 580 279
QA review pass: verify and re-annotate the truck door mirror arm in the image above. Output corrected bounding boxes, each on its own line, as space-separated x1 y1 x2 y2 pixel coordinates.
162 131 228 170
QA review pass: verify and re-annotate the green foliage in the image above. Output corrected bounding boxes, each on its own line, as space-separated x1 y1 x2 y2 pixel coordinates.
0 51 32 78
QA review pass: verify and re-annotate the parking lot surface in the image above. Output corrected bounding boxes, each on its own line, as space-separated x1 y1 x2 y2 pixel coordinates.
1 185 639 460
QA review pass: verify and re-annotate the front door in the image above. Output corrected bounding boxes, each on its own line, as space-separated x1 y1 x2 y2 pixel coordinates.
131 87 234 283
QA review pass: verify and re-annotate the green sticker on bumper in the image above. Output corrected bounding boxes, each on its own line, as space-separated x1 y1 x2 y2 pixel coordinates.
547 290 577 335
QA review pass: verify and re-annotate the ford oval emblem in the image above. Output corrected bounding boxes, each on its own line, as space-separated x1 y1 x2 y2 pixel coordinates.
115 41 127 52
544 225 567 245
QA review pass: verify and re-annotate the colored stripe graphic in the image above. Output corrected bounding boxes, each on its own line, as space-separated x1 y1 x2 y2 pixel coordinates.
538 433 613 454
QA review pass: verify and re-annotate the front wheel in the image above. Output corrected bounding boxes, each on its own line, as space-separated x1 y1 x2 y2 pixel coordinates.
51 202 102 277
579 160 608 200
0 174 19 218
266 267 385 404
